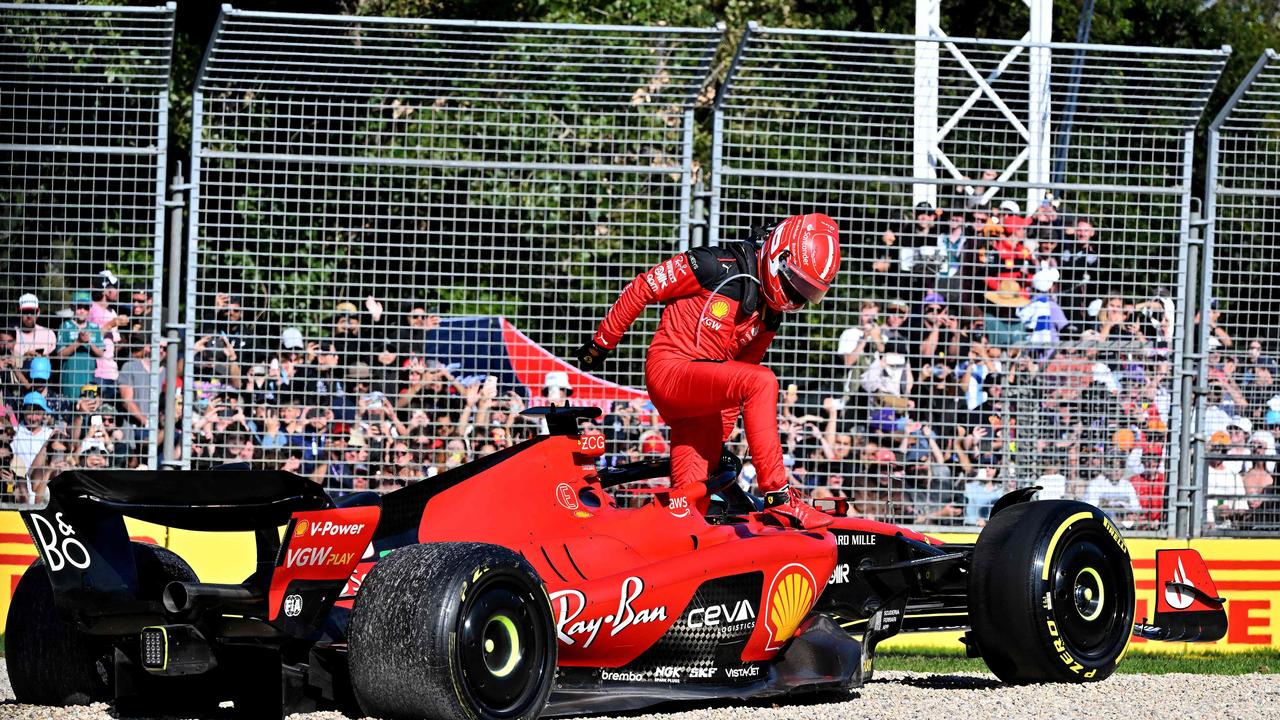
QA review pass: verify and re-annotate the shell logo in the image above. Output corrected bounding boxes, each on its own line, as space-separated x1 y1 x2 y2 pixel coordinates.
710 300 730 319
764 563 817 650
294 518 310 538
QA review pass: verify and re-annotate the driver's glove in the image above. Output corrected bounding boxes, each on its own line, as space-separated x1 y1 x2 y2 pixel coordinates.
574 339 611 372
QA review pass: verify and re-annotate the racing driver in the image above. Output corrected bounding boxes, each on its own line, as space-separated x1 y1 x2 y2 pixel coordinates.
575 214 841 529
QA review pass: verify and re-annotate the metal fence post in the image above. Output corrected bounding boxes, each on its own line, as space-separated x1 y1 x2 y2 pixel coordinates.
1174 221 1200 539
1170 121 1203 539
163 167 189 470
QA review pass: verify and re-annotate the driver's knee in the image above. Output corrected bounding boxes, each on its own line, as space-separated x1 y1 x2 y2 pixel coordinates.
741 364 779 401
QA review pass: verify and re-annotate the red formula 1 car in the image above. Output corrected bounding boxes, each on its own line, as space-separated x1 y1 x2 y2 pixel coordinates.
8 406 1227 719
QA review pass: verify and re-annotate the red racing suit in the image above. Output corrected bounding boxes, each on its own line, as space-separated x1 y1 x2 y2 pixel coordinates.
592 240 788 495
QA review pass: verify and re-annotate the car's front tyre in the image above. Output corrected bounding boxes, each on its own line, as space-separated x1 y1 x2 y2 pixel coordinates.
968 500 1135 683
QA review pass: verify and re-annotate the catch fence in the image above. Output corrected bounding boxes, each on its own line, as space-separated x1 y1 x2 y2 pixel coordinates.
1200 50 1280 537
0 2 175 502
3 7 1276 539
185 8 722 487
713 26 1228 534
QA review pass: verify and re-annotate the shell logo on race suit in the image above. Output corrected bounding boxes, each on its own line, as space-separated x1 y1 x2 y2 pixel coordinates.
710 300 730 319
764 563 817 650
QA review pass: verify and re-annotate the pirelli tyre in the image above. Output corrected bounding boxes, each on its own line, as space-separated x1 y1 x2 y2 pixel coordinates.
348 542 556 720
968 500 1135 684
7 542 198 706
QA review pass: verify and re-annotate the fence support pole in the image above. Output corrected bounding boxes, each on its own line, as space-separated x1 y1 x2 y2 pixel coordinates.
162 168 188 470
913 0 940 207
1174 211 1202 539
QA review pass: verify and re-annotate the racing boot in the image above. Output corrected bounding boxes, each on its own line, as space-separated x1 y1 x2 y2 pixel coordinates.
763 487 833 530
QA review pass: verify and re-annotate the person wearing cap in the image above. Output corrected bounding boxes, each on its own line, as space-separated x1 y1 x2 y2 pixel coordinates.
1206 430 1247 529
575 214 842 530
1017 267 1068 356
919 291 961 366
277 327 305 390
23 355 72 425
872 298 913 358
1223 416 1255 474
14 293 58 363
12 391 56 503
79 437 111 470
22 354 53 395
56 290 105 400
997 199 1031 238
85 276 125 399
281 326 305 356
332 296 384 366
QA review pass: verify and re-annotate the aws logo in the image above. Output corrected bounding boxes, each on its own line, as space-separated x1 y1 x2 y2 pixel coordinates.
710 300 730 319
763 563 817 650
294 519 310 538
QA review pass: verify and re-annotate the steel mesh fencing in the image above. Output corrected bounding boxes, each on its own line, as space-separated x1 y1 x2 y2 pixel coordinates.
0 2 175 506
187 7 721 490
1201 50 1280 537
713 26 1227 533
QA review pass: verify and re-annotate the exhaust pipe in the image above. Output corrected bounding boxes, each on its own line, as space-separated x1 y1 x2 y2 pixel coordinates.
163 581 264 614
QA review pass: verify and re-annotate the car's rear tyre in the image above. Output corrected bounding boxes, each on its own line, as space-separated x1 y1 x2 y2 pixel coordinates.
7 542 198 706
968 500 1135 684
7 557 111 706
348 542 556 720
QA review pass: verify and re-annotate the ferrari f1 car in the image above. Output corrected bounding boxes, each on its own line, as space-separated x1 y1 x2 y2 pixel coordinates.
9 406 1227 719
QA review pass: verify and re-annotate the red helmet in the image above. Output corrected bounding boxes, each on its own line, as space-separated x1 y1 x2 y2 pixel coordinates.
759 213 841 313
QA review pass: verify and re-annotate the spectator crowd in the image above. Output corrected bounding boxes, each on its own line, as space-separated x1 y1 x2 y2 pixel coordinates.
4 189 1278 532
771 179 1278 531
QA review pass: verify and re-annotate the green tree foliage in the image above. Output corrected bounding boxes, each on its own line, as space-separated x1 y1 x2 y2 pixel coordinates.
170 0 1274 375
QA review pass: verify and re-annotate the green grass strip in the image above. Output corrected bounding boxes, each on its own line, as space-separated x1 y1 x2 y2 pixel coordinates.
877 646 1280 675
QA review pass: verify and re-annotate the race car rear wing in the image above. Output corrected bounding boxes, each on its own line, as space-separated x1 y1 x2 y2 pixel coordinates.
1132 549 1227 643
21 469 378 638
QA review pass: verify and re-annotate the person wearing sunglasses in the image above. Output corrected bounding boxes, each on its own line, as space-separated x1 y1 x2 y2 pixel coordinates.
575 214 842 529
14 294 57 368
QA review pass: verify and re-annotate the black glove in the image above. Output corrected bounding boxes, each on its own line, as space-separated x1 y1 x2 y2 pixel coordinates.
574 339 611 372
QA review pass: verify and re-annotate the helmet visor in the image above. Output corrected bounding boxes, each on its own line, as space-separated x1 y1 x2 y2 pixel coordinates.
779 262 830 305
